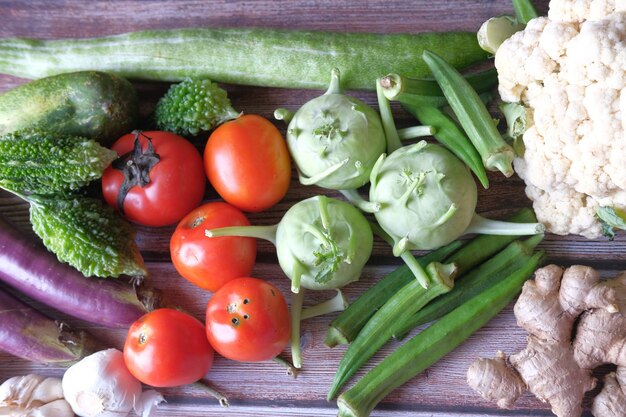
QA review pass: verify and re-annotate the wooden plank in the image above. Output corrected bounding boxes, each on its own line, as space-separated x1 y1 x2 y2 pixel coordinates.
0 1 608 416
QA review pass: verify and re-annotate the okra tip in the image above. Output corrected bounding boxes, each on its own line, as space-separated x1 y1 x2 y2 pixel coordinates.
324 326 349 348
485 148 515 177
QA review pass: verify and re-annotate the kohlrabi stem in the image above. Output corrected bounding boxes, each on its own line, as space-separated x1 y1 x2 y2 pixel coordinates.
397 125 435 140
290 259 306 293
205 224 278 245
369 221 430 289
274 108 295 123
325 67 342 95
301 289 348 320
339 189 381 213
376 78 403 153
464 213 544 235
194 379 230 407
446 207 538 276
290 289 305 369
299 158 349 186
272 355 299 378
318 193 332 230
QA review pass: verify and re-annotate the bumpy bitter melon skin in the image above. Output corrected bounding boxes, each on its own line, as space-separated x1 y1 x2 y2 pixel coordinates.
29 195 147 278
155 78 239 136
0 71 138 146
0 129 117 195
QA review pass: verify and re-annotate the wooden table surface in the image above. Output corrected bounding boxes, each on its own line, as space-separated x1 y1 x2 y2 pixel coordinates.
0 1 618 416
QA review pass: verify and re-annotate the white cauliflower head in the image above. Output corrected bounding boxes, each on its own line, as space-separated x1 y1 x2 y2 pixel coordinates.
495 0 626 238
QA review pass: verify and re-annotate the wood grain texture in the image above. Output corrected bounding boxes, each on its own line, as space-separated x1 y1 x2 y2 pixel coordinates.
0 1 611 416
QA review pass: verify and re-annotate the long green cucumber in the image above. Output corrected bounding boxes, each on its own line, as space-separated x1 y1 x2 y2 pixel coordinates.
0 29 488 90
336 250 546 417
0 71 138 146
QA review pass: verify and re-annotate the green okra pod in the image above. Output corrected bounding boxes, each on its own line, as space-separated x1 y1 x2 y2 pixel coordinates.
393 233 544 339
324 208 537 347
324 239 461 348
327 261 457 400
444 207 537 275
421 50 515 177
336 250 546 417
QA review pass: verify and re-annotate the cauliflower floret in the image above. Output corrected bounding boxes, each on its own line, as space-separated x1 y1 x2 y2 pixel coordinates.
549 0 626 23
496 3 626 238
522 183 602 238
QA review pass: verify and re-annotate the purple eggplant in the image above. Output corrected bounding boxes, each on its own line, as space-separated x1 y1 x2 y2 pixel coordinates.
0 216 160 328
0 286 100 365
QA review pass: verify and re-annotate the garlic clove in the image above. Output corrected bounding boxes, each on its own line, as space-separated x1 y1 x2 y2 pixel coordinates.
29 398 75 417
134 390 165 417
27 377 64 408
0 374 46 407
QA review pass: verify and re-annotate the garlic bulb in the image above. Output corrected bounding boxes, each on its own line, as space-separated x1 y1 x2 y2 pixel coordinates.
0 373 73 417
62 349 163 417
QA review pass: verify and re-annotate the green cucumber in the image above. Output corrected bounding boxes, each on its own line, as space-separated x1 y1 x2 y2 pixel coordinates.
0 29 488 90
0 71 138 146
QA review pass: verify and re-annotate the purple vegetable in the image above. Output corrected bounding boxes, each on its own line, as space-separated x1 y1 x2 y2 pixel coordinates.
0 286 99 365
0 216 160 328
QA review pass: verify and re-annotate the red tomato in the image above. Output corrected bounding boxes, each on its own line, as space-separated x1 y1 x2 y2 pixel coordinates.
205 277 290 362
123 308 214 387
102 130 206 227
170 202 257 292
204 115 291 212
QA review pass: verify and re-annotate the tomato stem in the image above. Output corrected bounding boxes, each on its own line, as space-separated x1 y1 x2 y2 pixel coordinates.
111 130 161 215
193 379 230 407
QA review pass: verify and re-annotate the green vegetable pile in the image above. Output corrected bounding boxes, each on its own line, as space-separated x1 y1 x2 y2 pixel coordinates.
0 72 146 278
0 1 558 414
0 128 146 278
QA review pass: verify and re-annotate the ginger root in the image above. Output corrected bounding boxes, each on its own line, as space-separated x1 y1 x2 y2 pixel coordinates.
467 264 626 417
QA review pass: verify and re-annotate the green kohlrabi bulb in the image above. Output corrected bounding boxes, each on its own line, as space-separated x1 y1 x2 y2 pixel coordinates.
370 141 477 253
276 69 386 190
275 195 373 292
